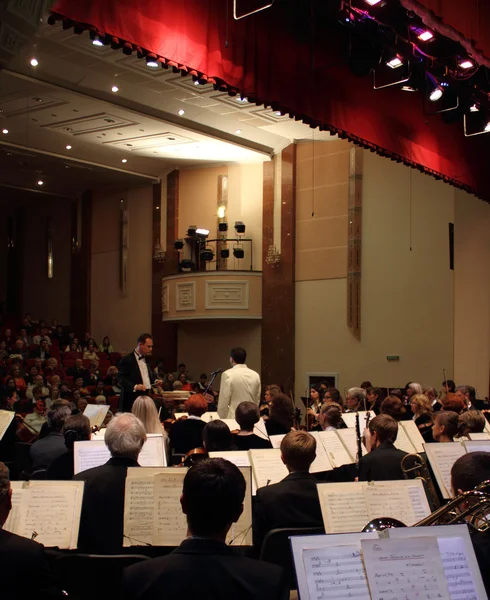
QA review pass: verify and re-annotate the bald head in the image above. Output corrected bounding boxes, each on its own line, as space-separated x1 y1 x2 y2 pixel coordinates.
104 413 147 461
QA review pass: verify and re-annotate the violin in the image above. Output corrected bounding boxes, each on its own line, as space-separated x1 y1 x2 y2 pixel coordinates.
14 414 38 444
181 447 207 467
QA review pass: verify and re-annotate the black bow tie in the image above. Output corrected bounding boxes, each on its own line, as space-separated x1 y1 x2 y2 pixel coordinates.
137 355 145 361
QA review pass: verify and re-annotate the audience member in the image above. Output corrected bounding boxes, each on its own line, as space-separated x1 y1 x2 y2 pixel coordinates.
47 414 91 480
169 395 207 455
74 394 88 414
345 387 366 412
123 458 288 600
253 431 324 553
359 415 411 481
432 410 459 442
26 375 49 401
31 338 51 361
10 365 26 394
24 398 47 435
9 338 29 360
99 336 113 355
74 413 147 553
67 358 89 382
202 420 235 452
265 394 295 436
232 402 272 450
217 347 261 419
30 404 71 471
177 372 192 391
83 342 98 361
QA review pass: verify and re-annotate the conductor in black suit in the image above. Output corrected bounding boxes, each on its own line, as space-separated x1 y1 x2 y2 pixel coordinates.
123 458 289 600
118 333 162 412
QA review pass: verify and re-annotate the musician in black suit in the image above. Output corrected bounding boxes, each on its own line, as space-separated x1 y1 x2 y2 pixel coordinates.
73 413 146 553
359 414 413 481
118 333 161 412
123 458 288 600
0 462 63 599
253 430 324 554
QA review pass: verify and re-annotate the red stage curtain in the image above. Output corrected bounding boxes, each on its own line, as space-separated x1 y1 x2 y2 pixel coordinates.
51 0 490 202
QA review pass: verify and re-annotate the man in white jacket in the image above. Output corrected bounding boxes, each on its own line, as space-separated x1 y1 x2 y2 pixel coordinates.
217 347 261 419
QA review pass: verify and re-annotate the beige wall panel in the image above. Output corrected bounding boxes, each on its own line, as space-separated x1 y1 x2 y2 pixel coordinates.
296 247 347 281
296 215 348 251
296 184 348 221
296 139 352 162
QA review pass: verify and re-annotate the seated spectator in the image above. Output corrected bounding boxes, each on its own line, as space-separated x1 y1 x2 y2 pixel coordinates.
123 458 288 600
94 395 108 405
432 410 459 442
25 364 39 385
49 374 70 397
87 360 100 385
202 420 235 453
30 338 51 361
103 366 121 395
18 327 32 347
174 362 189 381
26 375 50 401
440 393 465 414
172 380 183 391
98 336 113 355
178 372 192 392
380 395 407 421
91 380 107 402
232 402 272 450
2 328 13 350
169 395 207 455
83 342 98 362
74 413 147 553
9 365 26 394
314 403 343 432
265 394 295 436
33 357 43 373
32 328 51 346
30 404 71 471
457 410 486 439
83 334 96 350
44 357 65 380
24 398 48 435
253 431 324 553
9 338 29 360
46 385 61 409
74 394 88 414
0 462 63 599
52 324 64 342
162 372 175 391
67 358 89 382
359 415 411 481
73 376 90 397
0 341 8 360
64 336 81 353
47 414 91 480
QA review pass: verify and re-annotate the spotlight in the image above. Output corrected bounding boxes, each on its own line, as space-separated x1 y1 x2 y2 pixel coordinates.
187 225 197 236
196 228 210 237
387 57 403 69
30 58 39 67
233 247 245 259
174 239 184 250
427 73 443 102
459 60 474 70
470 104 479 112
2 128 8 134
65 145 72 150
218 222 228 232
92 37 104 47
418 31 433 42
37 180 44 186
200 247 214 262
220 248 230 259
365 0 382 4
122 159 128 163
178 109 185 116
179 259 194 270
111 85 119 93
217 205 226 219
234 221 246 234
146 55 159 68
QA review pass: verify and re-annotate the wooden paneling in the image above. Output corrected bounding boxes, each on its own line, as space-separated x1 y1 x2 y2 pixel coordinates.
70 192 92 335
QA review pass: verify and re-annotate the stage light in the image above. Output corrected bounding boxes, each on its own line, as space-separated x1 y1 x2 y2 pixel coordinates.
470 104 479 112
30 58 39 67
178 109 185 116
187 225 197 236
401 85 417 92
196 228 210 237
365 0 382 5
179 259 194 270
459 60 474 70
218 222 228 232
418 31 433 42
2 128 8 134
173 239 184 250
217 205 226 219
387 57 403 69
146 55 159 68
427 73 444 102
37 180 44 186
233 247 245 259
234 221 246 234
200 247 214 262
463 107 490 137
92 36 104 47
111 85 119 93
220 248 230 259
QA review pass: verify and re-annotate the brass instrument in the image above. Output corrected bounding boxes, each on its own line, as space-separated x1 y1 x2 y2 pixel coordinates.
413 481 490 532
401 453 441 511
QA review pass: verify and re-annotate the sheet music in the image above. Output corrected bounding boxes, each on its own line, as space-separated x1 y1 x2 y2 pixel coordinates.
424 442 467 498
463 440 490 454
269 434 285 449
209 451 256 494
226 467 253 546
3 481 24 534
83 404 110 429
123 467 169 547
249 448 288 490
401 420 426 453
341 411 373 429
302 544 370 600
337 428 367 457
318 483 369 533
309 432 334 473
17 483 83 549
0 409 15 441
393 422 416 454
318 430 355 467
364 484 414 525
254 417 269 441
468 432 490 441
407 483 432 522
362 536 451 600
152 470 188 546
220 418 240 431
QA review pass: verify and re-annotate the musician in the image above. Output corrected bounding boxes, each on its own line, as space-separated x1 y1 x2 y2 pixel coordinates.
456 410 486 439
169 395 207 455
265 394 295 436
455 385 478 411
409 394 434 443
359 415 413 481
0 462 63 599
425 387 442 412
232 402 272 450
344 387 366 413
366 386 382 413
442 379 456 395
74 413 146 553
324 387 344 411
118 333 162 412
202 420 235 452
253 431 324 554
30 405 72 471
313 403 343 432
47 414 91 480
123 458 288 600
440 394 465 414
217 347 261 419
380 395 407 421
432 410 459 442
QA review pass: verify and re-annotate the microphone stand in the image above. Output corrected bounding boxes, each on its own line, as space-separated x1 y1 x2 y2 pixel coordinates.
204 370 221 397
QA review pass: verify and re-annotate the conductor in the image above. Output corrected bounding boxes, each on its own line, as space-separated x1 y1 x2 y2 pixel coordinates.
118 333 161 412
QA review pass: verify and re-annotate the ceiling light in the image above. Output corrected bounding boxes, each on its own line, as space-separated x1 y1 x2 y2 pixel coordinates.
470 104 479 113
387 57 403 69
111 85 119 93
459 60 474 69
37 180 44 186
365 0 382 5
30 58 39 67
235 129 242 134
418 31 433 42
2 128 8 134
65 145 72 150
178 109 185 116
122 159 127 163
146 55 159 68
427 73 444 102
92 37 104 47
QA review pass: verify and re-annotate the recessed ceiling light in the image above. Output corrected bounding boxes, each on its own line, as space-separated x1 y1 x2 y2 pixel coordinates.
30 58 39 67
92 38 104 47
122 159 128 163
237 97 248 103
37 180 44 186
275 111 282 116
418 31 433 42
194 80 201 86
365 0 382 5
178 109 185 116
459 60 474 69
2 128 8 134
66 145 72 150
235 129 242 134
156 206 160 210
111 85 119 93
146 57 159 68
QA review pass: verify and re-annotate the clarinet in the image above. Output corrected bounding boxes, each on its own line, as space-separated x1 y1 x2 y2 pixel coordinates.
355 411 362 465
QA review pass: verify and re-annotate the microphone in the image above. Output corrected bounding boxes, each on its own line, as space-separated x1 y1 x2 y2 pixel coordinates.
210 368 222 376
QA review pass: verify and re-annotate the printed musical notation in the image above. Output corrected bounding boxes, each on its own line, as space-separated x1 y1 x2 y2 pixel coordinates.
438 537 479 600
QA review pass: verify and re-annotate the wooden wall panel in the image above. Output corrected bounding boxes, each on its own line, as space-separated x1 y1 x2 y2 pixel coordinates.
70 192 91 335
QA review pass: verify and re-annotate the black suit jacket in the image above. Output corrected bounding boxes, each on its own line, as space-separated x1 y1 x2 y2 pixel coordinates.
253 471 324 553
358 441 408 481
122 537 289 600
30 348 51 360
118 352 155 411
73 456 139 553
30 432 67 471
0 528 61 599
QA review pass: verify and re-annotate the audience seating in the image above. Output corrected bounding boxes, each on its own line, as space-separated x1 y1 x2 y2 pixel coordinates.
259 527 325 590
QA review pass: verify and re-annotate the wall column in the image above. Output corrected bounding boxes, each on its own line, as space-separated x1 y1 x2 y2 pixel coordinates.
70 192 92 334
